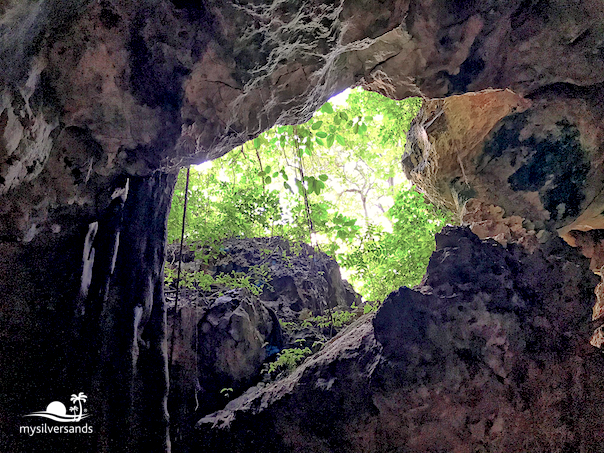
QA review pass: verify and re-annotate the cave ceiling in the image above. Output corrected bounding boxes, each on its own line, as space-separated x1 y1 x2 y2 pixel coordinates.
1 0 604 242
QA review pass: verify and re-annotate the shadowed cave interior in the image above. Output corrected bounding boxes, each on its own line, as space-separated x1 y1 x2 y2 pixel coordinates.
2 0 604 452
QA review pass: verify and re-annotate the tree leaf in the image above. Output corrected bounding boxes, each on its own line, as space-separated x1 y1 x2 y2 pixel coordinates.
295 179 304 193
335 134 346 146
316 131 328 138
320 102 334 114
311 121 323 130
316 138 324 146
264 176 272 184
326 134 335 148
319 174 328 182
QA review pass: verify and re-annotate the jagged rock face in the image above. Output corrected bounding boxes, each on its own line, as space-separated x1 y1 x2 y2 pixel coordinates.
166 237 359 452
2 0 604 241
169 289 282 452
403 86 604 348
195 227 603 453
215 237 360 317
403 88 604 238
2 0 604 452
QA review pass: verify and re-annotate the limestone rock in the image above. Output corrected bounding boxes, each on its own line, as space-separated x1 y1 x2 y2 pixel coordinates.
3 0 604 243
403 88 604 241
195 227 602 453
3 1 604 451
168 288 282 450
462 198 539 252
166 237 359 451
215 237 360 318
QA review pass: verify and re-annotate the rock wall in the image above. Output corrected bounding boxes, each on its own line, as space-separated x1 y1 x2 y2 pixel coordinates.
166 237 359 452
403 86 604 349
196 227 603 453
1 0 604 452
2 0 604 243
1 172 175 453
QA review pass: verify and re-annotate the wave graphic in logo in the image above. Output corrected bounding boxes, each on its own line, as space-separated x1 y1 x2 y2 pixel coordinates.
24 393 90 423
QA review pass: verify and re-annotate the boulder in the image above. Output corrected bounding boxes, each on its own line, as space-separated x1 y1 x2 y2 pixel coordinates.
168 289 281 451
195 227 603 453
215 237 360 319
166 237 359 451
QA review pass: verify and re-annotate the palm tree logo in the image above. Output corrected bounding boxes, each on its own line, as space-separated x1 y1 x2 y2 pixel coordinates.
70 392 87 422
23 392 90 422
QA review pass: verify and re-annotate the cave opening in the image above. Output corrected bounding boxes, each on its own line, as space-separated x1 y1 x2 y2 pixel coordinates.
163 88 456 449
2 0 604 451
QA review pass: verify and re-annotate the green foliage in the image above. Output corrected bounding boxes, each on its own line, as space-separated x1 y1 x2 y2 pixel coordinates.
266 345 313 377
301 309 357 329
220 388 233 399
279 320 300 331
165 263 272 297
362 301 380 314
339 190 453 301
167 88 452 304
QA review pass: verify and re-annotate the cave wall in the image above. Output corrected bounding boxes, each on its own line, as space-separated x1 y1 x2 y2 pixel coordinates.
195 227 604 453
1 171 175 452
1 0 604 452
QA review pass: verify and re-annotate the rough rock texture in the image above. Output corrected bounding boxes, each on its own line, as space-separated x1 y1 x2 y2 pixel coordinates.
403 86 604 347
169 289 282 453
195 227 603 453
2 0 604 452
462 198 541 251
1 172 175 453
404 86 604 242
166 237 359 452
3 0 604 242
215 237 360 317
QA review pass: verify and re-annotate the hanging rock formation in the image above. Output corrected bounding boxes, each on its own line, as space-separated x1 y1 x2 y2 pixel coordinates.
1 0 604 452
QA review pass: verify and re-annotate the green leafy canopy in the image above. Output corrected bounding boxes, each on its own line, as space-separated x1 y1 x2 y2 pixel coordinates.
167 88 453 303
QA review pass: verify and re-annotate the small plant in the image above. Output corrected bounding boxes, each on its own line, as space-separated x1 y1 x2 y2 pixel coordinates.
267 344 312 377
164 266 176 285
311 340 325 351
220 387 234 399
165 266 267 296
279 320 301 331
363 301 380 314
301 309 357 330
